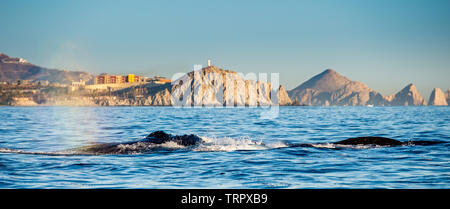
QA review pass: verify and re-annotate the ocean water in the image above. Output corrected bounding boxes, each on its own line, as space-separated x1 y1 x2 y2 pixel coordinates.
0 106 448 188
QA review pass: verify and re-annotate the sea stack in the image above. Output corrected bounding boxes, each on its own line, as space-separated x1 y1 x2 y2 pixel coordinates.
445 90 450 106
428 88 448 106
388 83 426 106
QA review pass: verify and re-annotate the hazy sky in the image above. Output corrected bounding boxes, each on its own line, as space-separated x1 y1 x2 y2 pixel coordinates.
1 0 449 98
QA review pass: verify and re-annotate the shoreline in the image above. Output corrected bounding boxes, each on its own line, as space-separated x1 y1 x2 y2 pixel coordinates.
0 104 301 107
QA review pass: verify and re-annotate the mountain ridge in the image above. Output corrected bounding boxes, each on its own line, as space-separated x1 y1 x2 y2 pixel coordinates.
0 52 92 84
288 69 442 106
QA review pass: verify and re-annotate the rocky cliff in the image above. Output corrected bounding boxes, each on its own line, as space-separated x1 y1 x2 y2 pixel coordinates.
96 83 172 106
288 69 387 106
428 88 448 106
446 90 450 106
173 66 291 106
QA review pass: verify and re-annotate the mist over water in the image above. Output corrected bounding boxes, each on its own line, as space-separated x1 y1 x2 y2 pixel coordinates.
0 106 449 188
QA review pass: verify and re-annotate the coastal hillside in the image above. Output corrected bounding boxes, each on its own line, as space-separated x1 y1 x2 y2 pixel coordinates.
98 66 292 106
2 52 446 107
288 69 386 106
0 53 92 84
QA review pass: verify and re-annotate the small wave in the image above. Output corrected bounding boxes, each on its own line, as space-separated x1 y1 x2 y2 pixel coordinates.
0 147 79 155
0 147 28 154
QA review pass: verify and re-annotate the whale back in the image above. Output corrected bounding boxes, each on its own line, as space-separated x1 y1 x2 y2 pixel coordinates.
147 131 171 139
145 131 202 146
170 134 202 146
334 136 403 146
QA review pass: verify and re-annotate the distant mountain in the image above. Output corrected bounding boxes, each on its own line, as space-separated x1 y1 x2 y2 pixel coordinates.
0 53 92 84
388 83 426 106
428 88 448 106
288 69 386 106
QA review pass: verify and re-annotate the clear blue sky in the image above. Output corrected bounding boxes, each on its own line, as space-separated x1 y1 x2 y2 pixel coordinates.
1 0 449 98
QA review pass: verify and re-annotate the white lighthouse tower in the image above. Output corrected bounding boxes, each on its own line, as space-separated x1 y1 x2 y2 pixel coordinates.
207 59 211 67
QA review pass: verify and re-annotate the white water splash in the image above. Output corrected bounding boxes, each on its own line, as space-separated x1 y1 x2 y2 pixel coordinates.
114 141 187 154
194 136 288 152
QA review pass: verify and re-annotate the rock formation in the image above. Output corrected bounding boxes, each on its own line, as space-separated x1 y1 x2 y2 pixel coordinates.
288 69 387 106
446 90 450 106
388 83 426 106
428 88 448 106
278 85 292 106
170 66 291 106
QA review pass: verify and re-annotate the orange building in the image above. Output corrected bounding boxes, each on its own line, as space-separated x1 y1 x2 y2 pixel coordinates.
134 76 145 83
108 75 124 84
95 74 109 84
94 74 147 84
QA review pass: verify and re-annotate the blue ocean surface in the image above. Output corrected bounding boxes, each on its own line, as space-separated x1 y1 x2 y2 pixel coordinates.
0 106 448 188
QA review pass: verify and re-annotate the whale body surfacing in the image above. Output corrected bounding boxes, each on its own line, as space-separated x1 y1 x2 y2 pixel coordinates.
286 136 445 148
78 132 444 154
2 131 443 155
334 137 403 146
333 136 443 146
77 131 202 154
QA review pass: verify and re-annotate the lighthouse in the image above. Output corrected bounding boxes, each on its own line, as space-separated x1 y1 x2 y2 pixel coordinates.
207 59 211 67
